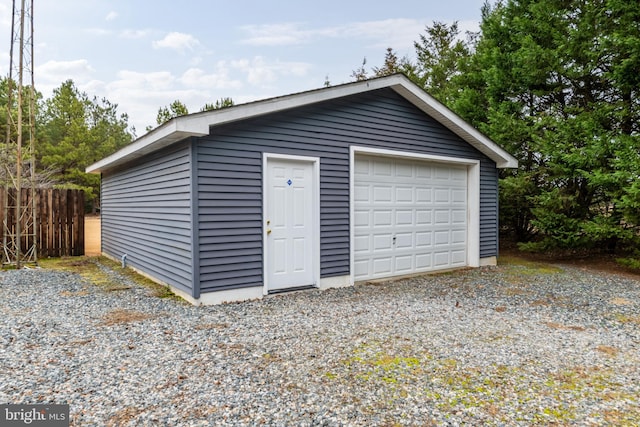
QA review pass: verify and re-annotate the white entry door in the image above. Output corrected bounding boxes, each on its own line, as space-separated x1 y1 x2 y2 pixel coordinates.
265 157 317 291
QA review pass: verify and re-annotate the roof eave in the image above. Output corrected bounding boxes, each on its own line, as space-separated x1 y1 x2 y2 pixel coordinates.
87 74 517 173
86 117 209 173
389 80 518 169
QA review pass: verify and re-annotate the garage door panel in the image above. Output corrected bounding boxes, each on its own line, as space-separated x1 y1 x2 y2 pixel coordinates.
354 155 468 281
451 168 467 182
416 164 432 179
373 160 393 177
354 185 370 202
396 187 414 203
395 210 413 225
452 189 467 204
373 234 393 251
395 233 413 249
434 188 451 203
452 210 466 224
452 229 467 244
354 259 369 277
434 166 450 180
434 230 451 246
395 255 413 272
373 210 393 226
434 209 452 224
434 251 451 267
416 188 432 203
451 250 466 265
396 163 413 177
354 210 370 227
373 186 393 202
416 231 432 247
354 235 370 253
416 253 432 269
416 210 433 225
354 158 370 175
373 258 393 275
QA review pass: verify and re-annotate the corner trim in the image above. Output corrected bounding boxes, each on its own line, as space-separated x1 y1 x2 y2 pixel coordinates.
189 138 201 299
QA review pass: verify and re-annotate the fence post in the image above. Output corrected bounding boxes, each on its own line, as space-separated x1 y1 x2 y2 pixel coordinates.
46 188 53 258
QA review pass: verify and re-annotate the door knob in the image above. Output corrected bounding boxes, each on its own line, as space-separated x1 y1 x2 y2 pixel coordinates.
267 229 272 235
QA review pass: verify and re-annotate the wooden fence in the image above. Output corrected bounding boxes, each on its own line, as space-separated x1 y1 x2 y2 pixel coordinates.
0 188 85 258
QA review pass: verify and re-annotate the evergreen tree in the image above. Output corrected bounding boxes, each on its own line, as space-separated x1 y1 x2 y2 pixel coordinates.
350 57 368 81
412 21 474 104
155 99 189 126
38 80 132 210
200 97 234 112
468 0 640 251
372 47 416 78
365 0 640 254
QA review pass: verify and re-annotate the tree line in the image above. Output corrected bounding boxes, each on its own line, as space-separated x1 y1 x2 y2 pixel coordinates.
1 79 132 211
0 78 234 211
1 0 637 262
356 0 639 261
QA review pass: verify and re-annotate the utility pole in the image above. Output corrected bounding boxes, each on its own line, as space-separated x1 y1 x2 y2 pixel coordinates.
3 0 37 268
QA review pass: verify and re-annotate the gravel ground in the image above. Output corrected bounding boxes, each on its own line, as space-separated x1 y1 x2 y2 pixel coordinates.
1 260 639 426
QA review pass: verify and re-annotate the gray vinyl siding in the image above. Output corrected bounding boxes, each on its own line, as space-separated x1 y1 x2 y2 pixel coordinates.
196 88 499 293
101 141 193 294
479 164 499 256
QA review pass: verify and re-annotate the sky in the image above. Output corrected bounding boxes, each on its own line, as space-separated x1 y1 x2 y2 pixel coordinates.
0 0 487 135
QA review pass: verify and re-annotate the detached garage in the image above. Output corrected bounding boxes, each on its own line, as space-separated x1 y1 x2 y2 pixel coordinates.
87 74 517 305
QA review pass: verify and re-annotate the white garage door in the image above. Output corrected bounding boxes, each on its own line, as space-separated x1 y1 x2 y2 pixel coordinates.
354 155 468 281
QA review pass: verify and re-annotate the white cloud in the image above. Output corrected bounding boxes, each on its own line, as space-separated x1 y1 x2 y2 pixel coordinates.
110 70 176 91
120 29 151 39
37 59 96 87
230 56 312 87
104 70 186 133
82 79 108 96
105 11 118 21
239 18 475 51
152 32 200 53
99 55 313 133
0 4 11 29
342 18 424 49
239 23 310 46
32 60 102 107
103 68 245 133
85 28 113 37
179 65 243 90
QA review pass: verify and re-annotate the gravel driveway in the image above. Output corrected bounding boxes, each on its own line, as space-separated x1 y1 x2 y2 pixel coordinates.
1 259 639 426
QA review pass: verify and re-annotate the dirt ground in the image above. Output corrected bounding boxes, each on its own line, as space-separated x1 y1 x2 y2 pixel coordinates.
80 216 639 278
84 215 101 256
500 241 640 280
